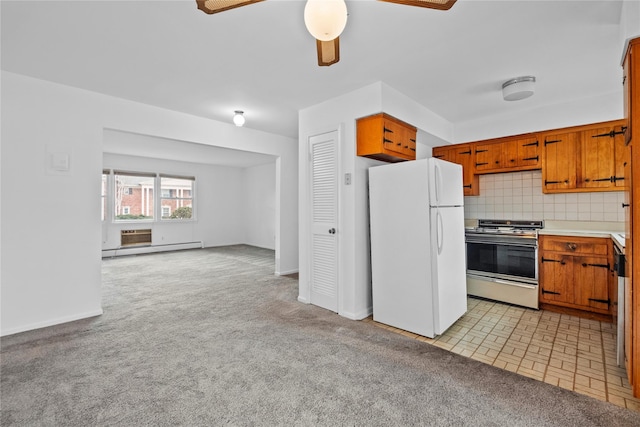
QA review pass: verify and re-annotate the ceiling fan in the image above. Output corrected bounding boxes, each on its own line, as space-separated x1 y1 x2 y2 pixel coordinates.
196 0 456 66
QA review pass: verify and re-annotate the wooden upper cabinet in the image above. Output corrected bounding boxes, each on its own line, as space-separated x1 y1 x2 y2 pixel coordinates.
473 135 540 174
542 120 626 193
542 132 577 192
432 144 479 196
515 137 541 168
356 113 417 162
623 42 632 146
474 143 503 172
578 126 616 189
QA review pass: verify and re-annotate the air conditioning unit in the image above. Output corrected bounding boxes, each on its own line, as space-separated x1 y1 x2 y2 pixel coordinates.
120 229 152 247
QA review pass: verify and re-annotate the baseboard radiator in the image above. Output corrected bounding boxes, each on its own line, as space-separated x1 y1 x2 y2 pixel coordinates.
120 229 152 247
103 241 204 258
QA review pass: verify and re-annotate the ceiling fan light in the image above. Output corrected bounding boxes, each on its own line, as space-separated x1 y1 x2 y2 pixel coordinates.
233 110 245 127
304 0 348 42
502 76 536 101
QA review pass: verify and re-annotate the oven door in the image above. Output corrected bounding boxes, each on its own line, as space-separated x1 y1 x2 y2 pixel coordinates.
465 237 538 285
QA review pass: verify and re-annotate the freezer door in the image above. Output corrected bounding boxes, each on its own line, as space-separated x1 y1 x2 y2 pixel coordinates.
431 205 467 335
428 157 464 207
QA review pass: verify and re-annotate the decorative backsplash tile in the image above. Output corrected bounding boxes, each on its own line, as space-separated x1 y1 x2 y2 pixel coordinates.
464 170 625 222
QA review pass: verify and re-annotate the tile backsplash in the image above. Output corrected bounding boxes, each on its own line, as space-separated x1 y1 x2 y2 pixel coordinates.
464 170 625 223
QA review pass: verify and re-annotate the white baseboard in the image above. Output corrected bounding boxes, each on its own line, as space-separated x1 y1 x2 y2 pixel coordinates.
339 306 373 321
102 241 204 258
276 269 299 276
1 308 104 337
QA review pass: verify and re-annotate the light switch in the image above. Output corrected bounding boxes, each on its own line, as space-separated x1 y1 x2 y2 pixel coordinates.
51 153 70 171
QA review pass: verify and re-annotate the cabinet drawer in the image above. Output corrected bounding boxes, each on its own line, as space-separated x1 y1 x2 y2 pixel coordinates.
540 235 609 255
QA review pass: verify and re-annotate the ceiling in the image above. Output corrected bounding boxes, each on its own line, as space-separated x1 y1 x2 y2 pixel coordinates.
1 0 626 140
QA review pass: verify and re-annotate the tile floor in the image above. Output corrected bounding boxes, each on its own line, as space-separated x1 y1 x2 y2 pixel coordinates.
365 297 640 411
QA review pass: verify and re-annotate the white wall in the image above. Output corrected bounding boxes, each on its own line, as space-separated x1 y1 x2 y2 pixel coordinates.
243 162 276 250
620 0 640 47
102 154 277 250
298 82 453 320
1 71 297 336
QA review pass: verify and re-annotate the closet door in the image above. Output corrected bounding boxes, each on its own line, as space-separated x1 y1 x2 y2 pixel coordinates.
309 131 339 312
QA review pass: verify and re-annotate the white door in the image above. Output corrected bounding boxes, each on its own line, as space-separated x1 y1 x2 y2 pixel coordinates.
309 131 339 312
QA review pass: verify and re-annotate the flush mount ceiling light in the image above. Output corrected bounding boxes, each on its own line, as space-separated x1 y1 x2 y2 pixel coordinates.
233 110 245 127
196 0 456 67
502 76 536 101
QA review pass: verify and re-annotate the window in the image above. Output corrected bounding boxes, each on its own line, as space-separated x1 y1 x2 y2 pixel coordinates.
101 171 108 221
114 171 155 221
160 175 194 220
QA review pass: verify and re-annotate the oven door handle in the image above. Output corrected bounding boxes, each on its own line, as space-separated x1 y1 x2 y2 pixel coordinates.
465 239 537 248
493 279 538 290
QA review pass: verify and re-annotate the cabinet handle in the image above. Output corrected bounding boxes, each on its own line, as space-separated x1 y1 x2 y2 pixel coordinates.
522 141 539 147
522 156 539 161
588 298 610 306
542 257 565 265
545 180 569 185
544 139 562 145
509 159 516 163
383 138 393 144
591 130 625 138
566 243 577 251
542 289 561 295
476 162 489 166
581 262 610 269
397 143 402 146
612 176 624 182
463 184 472 189
623 203 630 208
434 155 445 159
383 127 393 133
409 147 416 151
475 149 488 153
459 150 472 155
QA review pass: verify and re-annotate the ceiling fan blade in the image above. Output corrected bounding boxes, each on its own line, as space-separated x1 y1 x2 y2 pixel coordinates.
316 38 340 67
196 0 265 15
378 0 457 10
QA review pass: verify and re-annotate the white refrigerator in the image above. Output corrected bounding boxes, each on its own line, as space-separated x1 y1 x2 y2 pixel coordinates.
368 158 467 338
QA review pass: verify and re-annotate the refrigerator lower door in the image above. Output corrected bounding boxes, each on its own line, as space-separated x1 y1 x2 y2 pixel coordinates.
431 205 467 335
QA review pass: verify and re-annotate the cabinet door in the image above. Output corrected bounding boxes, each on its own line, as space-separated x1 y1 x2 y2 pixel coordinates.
543 132 577 192
573 256 611 312
382 119 406 155
614 126 627 188
475 143 503 172
516 137 541 168
623 49 631 146
432 146 453 162
454 145 478 196
579 126 615 189
540 254 573 304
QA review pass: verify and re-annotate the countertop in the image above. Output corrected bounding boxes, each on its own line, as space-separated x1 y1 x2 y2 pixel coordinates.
537 220 625 250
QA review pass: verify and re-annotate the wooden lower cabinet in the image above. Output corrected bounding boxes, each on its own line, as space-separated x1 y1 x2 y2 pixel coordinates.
539 235 613 316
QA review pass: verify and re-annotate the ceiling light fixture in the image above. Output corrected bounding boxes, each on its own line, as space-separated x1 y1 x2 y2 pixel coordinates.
233 110 245 127
304 0 348 42
502 76 536 101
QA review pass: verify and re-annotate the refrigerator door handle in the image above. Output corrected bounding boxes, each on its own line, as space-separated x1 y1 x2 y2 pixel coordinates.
437 209 444 255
